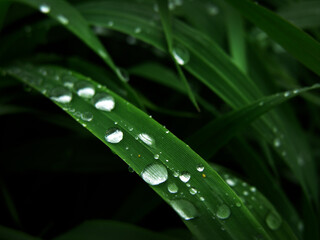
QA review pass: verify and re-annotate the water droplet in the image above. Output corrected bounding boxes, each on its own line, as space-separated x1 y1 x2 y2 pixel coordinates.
138 133 154 146
170 199 198 220
167 183 178 193
216 204 231 220
266 211 282 230
108 21 114 27
75 81 95 98
57 15 69 25
199 196 205 201
165 130 169 134
207 4 219 15
226 179 236 187
297 156 305 166
94 93 115 112
179 172 191 183
134 27 141 34
259 101 264 106
284 91 291 97
172 46 190 65
39 4 50 13
105 128 123 143
128 166 134 173
50 87 72 104
173 171 179 177
242 182 248 187
154 154 160 160
243 191 249 196
298 221 304 232
141 163 168 185
153 3 159 12
81 112 93 122
293 89 300 94
250 187 256 192
236 202 242 207
116 68 129 82
196 164 204 172
273 138 281 147
189 187 197 195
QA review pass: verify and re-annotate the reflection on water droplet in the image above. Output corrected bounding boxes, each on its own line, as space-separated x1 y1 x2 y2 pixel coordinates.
266 211 282 230
57 15 69 25
273 138 281 147
189 187 197 195
94 93 115 112
196 164 204 172
81 112 93 122
39 4 50 13
75 81 95 98
172 46 190 65
138 133 154 146
179 172 191 183
154 154 159 159
226 179 236 187
141 163 168 185
168 183 178 193
216 204 231 220
50 87 72 104
170 199 198 220
105 128 123 143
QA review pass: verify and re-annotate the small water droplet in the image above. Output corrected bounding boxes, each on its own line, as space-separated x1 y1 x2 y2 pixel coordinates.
134 27 141 34
138 133 154 146
128 166 134 173
170 199 198 220
207 4 219 15
50 87 72 104
173 171 179 177
216 204 231 220
273 138 281 147
199 196 205 201
39 4 50 13
293 89 300 94
165 130 169 134
266 211 282 230
196 164 204 172
242 182 248 187
284 91 291 97
297 221 304 232
259 101 264 106
250 187 256 192
167 183 178 193
297 156 305 166
172 46 190 65
153 3 159 12
243 191 249 196
125 146 129 150
75 81 95 98
236 202 242 207
57 15 69 25
141 163 168 185
226 179 236 187
94 93 115 112
189 187 197 195
81 112 93 122
179 172 191 183
108 21 114 27
105 128 123 143
116 68 129 82
154 154 160 160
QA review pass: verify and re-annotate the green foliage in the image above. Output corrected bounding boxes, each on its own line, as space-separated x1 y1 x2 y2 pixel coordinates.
0 0 319 240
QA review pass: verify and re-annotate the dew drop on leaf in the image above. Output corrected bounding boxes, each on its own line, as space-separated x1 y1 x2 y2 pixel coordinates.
154 154 160 159
189 187 197 195
105 128 123 143
141 163 168 185
170 199 198 220
172 46 190 65
179 171 191 183
50 87 72 104
138 133 154 146
116 68 130 82
75 81 95 98
216 204 231 220
196 164 204 172
39 4 50 14
226 179 236 187
167 183 178 193
57 15 69 25
273 138 281 147
266 211 282 230
81 112 93 122
94 93 115 112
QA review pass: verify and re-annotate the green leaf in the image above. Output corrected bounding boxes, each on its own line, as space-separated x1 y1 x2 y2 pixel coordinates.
53 220 178 240
4 63 299 240
222 0 320 77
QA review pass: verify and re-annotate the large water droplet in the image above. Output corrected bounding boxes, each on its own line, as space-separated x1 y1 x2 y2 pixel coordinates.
154 154 159 159
105 128 123 143
168 183 178 193
75 81 95 98
196 164 204 172
57 15 69 25
170 199 198 220
141 163 168 185
172 46 190 65
138 133 154 146
216 204 231 220
179 172 191 183
50 87 72 104
81 112 93 122
39 4 50 13
266 211 282 230
94 93 115 112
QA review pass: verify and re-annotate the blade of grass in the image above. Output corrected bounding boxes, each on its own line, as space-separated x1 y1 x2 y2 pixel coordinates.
3 63 298 240
53 220 179 240
222 0 320 77
157 0 200 111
